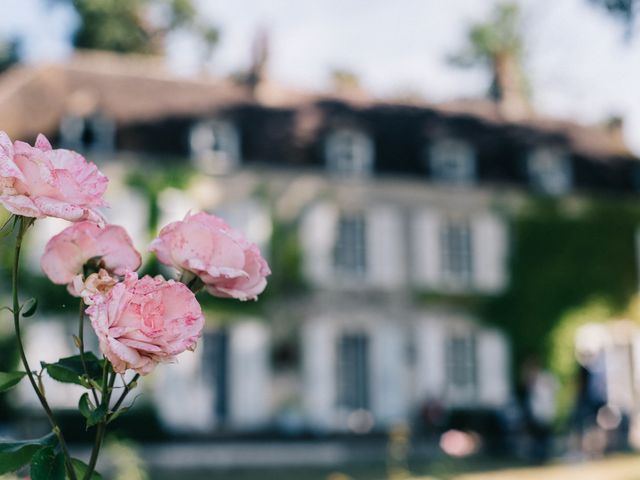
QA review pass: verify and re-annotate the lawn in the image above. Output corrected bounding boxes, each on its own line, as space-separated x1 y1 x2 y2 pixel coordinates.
428 455 640 480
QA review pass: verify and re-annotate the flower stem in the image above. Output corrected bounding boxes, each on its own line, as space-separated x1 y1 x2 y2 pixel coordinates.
11 216 78 480
77 300 99 405
111 373 140 414
83 362 114 480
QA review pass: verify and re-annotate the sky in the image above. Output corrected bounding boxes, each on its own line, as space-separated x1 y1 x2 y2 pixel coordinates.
1 0 639 153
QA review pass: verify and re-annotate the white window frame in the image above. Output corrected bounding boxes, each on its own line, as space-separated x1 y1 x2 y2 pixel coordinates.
190 119 240 174
527 146 572 195
325 128 374 176
428 138 475 185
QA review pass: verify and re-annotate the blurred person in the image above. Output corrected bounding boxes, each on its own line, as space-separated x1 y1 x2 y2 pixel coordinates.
569 351 608 457
519 356 559 463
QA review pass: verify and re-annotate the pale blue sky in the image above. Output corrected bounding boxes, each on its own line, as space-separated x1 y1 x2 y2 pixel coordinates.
2 0 639 152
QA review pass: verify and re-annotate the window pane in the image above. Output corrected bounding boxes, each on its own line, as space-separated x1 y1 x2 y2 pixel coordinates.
334 215 367 276
440 220 473 286
336 333 370 410
446 333 478 402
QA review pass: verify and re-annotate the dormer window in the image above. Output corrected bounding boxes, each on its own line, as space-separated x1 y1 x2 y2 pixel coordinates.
325 128 374 176
60 113 115 154
527 147 571 195
190 120 240 174
428 138 475 185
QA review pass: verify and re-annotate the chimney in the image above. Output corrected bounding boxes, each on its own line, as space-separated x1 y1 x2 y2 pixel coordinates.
245 28 270 97
605 116 629 153
490 50 532 121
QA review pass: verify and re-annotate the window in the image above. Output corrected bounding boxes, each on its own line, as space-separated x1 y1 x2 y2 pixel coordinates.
190 120 240 174
60 113 115 154
428 138 475 185
528 147 571 195
440 219 473 286
334 215 367 277
445 332 477 403
202 330 230 422
325 128 374 176
336 333 370 411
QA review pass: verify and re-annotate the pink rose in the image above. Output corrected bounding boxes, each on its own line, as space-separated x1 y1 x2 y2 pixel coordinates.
86 272 205 375
0 131 107 222
41 221 141 294
69 269 119 305
149 212 271 301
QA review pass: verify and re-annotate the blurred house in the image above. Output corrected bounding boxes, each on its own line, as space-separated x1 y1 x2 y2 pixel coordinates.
0 50 637 436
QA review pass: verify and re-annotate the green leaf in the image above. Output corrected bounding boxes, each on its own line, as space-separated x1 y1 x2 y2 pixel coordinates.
0 371 26 392
71 458 103 480
78 393 107 429
21 297 38 317
107 406 130 424
0 432 57 475
42 354 103 386
30 446 65 480
86 402 108 428
78 393 94 419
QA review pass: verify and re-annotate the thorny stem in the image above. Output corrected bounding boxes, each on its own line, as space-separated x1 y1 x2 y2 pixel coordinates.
11 216 78 480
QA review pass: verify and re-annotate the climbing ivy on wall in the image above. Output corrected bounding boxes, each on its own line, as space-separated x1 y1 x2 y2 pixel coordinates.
486 197 640 373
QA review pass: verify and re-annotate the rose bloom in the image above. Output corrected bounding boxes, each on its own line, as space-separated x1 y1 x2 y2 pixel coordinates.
149 212 271 301
41 221 141 298
0 131 107 222
69 269 118 305
86 272 205 375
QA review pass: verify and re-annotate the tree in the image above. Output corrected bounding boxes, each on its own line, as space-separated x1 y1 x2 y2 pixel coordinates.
56 0 219 55
588 0 637 38
0 38 19 73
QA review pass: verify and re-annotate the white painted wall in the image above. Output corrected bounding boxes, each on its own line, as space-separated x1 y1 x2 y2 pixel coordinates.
411 209 442 289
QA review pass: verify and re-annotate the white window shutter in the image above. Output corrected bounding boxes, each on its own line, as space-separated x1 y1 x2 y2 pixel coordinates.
413 317 447 402
367 206 405 289
472 213 508 292
300 202 338 286
153 337 214 433
302 318 337 431
370 322 409 425
477 329 510 407
229 321 271 430
412 209 441 289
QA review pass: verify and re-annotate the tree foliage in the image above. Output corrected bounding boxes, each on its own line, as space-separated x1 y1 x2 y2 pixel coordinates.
57 0 219 55
0 38 19 73
588 0 637 37
452 2 524 67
